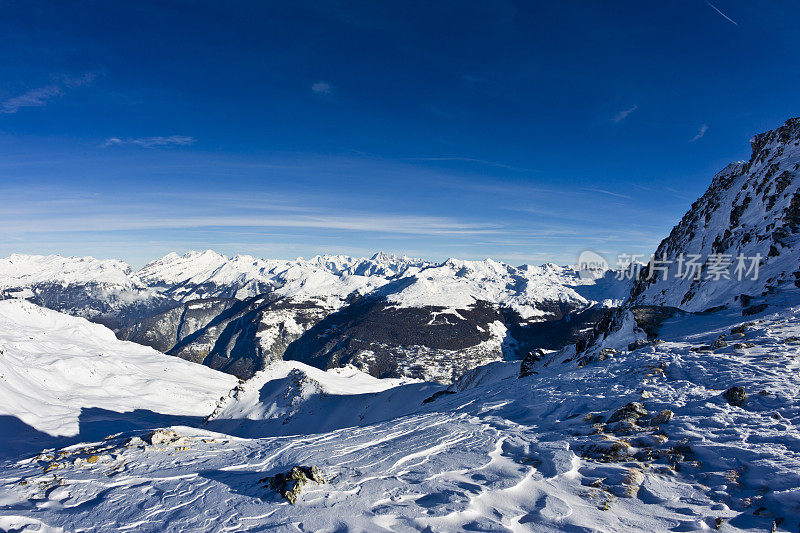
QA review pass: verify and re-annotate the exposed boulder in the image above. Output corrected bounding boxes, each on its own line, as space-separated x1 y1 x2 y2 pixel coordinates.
723 386 746 407
261 466 326 504
650 409 674 425
628 339 650 351
711 338 728 350
607 402 648 424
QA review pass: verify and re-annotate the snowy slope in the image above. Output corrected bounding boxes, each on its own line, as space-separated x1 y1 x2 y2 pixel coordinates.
0 300 237 458
2 296 800 531
206 361 437 436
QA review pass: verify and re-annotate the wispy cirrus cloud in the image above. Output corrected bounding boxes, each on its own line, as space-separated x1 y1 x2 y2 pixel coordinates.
583 187 634 200
0 187 500 237
690 124 708 142
612 104 638 123
2 210 500 236
311 81 333 94
405 156 533 171
1 86 62 114
102 135 196 148
0 74 95 114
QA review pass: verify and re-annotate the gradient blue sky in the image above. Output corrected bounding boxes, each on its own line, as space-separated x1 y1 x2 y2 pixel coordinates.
1 0 799 267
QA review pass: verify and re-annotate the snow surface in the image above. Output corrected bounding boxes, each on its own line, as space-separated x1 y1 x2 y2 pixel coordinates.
2 295 800 531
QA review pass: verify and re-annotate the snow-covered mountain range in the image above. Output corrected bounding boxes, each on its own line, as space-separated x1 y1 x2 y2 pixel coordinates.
0 250 628 381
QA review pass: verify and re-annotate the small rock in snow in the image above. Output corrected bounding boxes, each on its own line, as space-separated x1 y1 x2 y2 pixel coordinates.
261 466 326 504
608 402 648 423
650 409 674 425
723 386 746 407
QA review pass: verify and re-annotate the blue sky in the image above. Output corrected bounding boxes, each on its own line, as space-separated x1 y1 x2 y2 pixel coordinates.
1 0 799 267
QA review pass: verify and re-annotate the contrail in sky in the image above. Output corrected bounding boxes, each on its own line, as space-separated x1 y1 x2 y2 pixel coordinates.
706 1 738 26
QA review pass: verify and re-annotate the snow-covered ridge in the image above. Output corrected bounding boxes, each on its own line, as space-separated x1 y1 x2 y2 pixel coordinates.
385 258 605 319
0 253 137 289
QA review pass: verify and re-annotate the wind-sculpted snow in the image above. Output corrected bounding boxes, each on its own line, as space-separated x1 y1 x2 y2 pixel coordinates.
2 296 800 530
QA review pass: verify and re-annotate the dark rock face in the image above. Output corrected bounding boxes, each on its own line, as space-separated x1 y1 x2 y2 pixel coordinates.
118 296 329 379
1 282 176 330
422 390 457 404
505 305 610 353
118 297 238 353
282 298 512 383
742 303 769 316
519 349 545 377
630 306 680 340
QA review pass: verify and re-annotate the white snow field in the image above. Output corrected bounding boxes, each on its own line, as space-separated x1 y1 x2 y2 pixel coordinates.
1 291 800 531
0 300 237 459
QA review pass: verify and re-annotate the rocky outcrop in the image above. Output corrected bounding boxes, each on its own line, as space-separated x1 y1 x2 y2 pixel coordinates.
260 466 326 504
631 117 800 312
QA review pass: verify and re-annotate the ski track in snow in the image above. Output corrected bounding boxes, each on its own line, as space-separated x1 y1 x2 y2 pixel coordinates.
1 295 800 531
